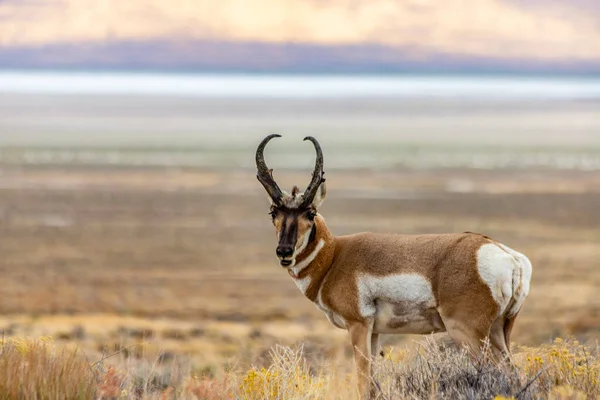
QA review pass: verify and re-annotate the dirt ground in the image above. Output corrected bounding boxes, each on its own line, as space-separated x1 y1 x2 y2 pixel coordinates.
0 164 599 372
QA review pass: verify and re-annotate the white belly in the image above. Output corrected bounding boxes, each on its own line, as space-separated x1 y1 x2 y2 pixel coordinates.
358 273 445 334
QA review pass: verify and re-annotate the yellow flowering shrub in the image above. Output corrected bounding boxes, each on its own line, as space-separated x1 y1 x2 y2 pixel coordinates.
239 367 281 399
516 338 599 397
237 345 330 400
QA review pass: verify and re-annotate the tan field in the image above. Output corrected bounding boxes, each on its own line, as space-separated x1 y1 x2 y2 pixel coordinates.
1 163 599 373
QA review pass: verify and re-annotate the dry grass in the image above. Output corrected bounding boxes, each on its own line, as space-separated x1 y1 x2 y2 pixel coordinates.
0 337 96 399
372 338 600 400
0 165 599 397
1 336 598 399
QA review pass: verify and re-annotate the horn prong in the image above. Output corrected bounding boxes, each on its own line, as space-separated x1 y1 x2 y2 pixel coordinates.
301 136 325 208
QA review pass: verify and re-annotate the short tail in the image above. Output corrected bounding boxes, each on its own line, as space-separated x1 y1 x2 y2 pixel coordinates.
500 245 532 318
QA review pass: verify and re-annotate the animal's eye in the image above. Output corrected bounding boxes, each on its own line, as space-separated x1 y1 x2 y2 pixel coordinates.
269 211 277 219
306 211 317 221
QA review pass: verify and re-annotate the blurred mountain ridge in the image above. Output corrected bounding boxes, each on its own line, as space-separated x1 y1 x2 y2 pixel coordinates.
2 39 599 74
1 0 599 72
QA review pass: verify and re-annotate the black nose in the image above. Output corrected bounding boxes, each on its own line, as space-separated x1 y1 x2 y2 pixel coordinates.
276 246 294 258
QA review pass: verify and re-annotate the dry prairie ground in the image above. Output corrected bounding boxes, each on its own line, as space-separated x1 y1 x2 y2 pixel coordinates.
0 165 599 376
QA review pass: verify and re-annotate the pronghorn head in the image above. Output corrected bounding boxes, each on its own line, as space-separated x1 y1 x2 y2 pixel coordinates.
256 134 327 268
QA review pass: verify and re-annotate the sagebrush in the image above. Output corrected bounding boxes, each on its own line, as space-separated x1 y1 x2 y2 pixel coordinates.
0 336 598 399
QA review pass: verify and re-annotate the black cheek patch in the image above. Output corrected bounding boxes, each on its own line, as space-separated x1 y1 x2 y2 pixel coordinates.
308 224 317 244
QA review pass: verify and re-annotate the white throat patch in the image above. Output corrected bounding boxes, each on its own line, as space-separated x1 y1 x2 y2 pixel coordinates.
291 227 313 266
290 238 325 295
291 239 325 275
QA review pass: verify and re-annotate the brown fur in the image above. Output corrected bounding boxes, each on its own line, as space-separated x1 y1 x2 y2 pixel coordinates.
289 219 500 327
264 188 528 399
281 214 522 399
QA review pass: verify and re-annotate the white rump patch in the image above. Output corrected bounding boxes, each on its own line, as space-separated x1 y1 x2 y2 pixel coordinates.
357 273 435 318
476 244 515 314
499 244 533 317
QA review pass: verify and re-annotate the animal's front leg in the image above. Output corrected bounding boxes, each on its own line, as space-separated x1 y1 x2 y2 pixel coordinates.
348 320 374 399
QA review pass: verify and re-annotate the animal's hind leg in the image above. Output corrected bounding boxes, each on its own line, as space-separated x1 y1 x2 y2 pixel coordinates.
489 317 510 362
503 311 519 355
439 310 493 360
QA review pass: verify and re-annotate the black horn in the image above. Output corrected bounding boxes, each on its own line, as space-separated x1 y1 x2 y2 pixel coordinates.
301 136 325 207
256 134 284 206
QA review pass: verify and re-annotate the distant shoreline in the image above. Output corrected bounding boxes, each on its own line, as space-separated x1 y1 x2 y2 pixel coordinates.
2 71 600 99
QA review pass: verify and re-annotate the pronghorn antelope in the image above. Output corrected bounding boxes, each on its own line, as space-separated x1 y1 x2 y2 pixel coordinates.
255 134 532 398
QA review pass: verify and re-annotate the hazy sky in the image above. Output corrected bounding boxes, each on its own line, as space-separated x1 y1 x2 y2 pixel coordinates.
1 0 599 60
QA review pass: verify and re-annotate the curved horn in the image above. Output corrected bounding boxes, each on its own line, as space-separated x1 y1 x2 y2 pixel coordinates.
256 134 284 206
301 136 325 207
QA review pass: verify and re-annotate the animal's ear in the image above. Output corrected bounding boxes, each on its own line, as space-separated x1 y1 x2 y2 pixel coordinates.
311 181 326 209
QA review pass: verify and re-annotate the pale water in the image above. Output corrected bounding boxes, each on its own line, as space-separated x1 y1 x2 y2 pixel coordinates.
2 71 600 99
1 71 599 170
